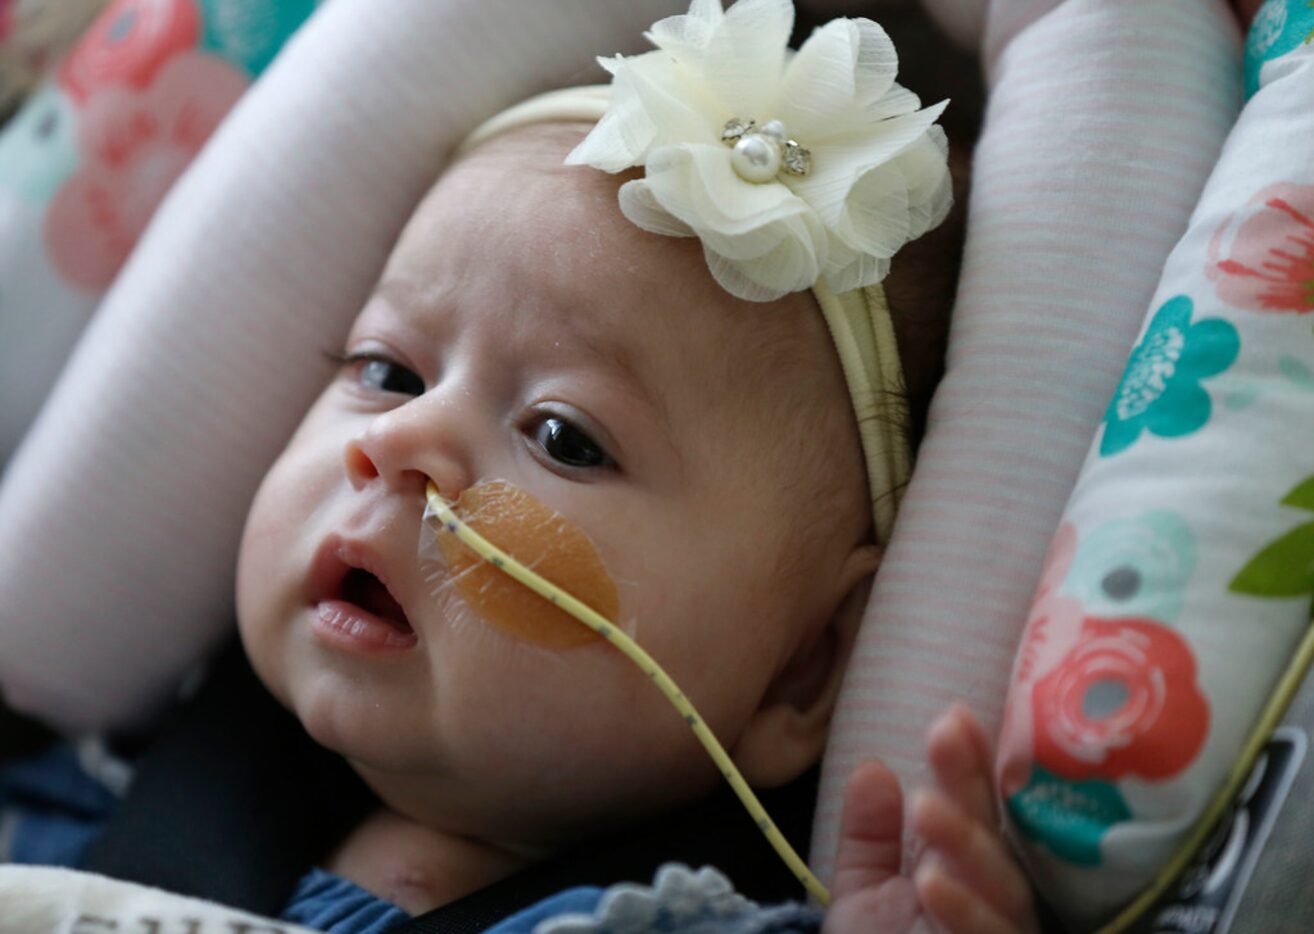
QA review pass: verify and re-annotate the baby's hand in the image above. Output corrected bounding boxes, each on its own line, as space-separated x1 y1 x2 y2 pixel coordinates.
823 705 1038 934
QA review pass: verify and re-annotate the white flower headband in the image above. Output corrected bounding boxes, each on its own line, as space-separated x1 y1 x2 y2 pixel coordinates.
568 0 951 302
458 0 952 542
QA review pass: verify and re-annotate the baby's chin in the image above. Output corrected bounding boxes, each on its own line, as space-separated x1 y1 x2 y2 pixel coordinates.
240 639 412 774
349 767 709 857
289 672 389 764
338 711 728 853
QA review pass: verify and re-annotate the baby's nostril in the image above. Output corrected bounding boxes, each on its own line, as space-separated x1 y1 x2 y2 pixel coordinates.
344 442 379 482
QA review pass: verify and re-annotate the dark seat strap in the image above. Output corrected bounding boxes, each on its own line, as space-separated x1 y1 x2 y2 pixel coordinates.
82 638 377 916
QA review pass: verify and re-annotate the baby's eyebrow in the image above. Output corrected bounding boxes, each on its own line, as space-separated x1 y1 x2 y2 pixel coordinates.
569 326 671 432
370 278 424 317
371 276 672 436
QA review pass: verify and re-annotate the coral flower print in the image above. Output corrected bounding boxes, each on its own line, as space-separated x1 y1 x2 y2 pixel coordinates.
1014 522 1082 685
1208 182 1314 314
999 522 1082 804
59 0 201 104
45 51 246 290
567 0 952 301
1031 616 1208 782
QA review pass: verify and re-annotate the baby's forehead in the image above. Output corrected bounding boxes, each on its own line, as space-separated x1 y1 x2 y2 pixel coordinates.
393 123 837 417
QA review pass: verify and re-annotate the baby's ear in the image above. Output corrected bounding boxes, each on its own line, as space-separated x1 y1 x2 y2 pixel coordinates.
730 543 882 789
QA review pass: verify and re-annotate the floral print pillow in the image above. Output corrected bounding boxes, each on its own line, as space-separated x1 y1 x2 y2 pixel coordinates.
0 0 317 458
8 0 317 291
997 14 1314 928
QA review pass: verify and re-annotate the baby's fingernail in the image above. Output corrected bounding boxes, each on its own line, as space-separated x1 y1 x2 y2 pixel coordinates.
909 789 932 816
911 791 948 835
913 850 943 888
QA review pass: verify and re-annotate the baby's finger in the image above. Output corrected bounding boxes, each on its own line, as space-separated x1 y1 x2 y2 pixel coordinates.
912 791 1034 927
829 760 906 901
915 856 1021 934
926 703 996 830
821 877 921 934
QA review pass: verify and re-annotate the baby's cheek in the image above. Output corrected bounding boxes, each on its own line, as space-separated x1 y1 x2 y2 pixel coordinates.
434 480 617 650
236 481 286 617
236 450 322 643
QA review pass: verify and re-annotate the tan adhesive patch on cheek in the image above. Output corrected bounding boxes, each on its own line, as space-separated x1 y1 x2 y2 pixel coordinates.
437 480 616 649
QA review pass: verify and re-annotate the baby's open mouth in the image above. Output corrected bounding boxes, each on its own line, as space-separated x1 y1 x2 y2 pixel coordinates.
308 537 419 653
338 567 413 635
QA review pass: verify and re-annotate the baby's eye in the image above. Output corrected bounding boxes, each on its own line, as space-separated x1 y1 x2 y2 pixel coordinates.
344 353 425 397
532 416 614 470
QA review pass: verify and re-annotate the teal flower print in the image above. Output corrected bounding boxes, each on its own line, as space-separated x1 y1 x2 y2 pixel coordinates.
1100 296 1239 458
0 85 80 203
1067 510 1196 624
199 0 319 77
1245 0 1314 100
1008 765 1132 866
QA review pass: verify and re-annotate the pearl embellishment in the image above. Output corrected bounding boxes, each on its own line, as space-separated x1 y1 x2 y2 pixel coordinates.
759 119 787 144
731 134 781 184
721 116 812 183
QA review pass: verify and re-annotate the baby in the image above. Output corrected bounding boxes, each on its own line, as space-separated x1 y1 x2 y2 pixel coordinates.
237 119 885 905
229 95 1035 930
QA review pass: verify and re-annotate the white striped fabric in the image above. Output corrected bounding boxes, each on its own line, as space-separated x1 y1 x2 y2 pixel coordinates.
0 0 687 731
812 0 1243 884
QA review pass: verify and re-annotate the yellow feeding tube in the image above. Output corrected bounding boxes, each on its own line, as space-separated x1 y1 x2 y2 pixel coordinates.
423 480 832 905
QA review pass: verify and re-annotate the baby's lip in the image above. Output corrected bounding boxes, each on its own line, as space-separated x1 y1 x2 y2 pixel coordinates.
308 535 416 636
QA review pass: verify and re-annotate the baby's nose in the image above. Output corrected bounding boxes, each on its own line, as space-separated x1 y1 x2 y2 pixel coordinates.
342 401 472 499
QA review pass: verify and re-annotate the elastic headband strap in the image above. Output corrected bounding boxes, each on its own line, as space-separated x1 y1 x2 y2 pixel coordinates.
812 279 910 544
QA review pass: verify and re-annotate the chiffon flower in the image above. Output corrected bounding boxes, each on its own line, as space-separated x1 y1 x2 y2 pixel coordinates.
567 0 952 302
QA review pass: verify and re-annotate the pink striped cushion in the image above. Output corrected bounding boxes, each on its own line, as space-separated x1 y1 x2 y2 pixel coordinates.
812 0 1242 885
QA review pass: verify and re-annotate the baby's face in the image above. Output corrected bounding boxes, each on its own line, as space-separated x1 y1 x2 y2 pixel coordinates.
236 124 878 848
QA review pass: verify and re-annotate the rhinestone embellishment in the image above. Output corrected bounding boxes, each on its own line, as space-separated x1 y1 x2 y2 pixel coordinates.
720 117 756 143
782 141 812 176
720 116 812 182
